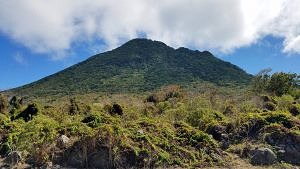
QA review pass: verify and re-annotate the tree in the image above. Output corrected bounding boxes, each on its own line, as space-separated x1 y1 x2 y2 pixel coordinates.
251 69 299 96
251 68 272 93
267 72 299 96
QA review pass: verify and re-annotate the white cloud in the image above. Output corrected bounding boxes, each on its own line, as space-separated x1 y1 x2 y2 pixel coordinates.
0 0 299 59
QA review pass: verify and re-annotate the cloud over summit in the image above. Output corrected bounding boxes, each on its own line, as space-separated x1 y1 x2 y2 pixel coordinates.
0 0 299 59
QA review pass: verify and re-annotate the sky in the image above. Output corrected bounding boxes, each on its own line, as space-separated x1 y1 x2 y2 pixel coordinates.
0 0 300 90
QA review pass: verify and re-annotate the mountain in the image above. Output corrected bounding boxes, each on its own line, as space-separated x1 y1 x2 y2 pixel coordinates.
9 39 252 97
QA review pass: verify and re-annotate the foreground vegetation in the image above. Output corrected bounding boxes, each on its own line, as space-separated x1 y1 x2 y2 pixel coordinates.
0 72 300 168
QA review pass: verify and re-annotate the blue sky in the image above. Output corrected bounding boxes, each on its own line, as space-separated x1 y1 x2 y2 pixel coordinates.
1 0 300 90
222 36 300 75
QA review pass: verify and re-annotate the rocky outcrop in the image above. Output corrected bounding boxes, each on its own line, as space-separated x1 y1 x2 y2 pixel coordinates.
61 136 113 168
249 148 277 165
265 126 300 165
208 125 229 149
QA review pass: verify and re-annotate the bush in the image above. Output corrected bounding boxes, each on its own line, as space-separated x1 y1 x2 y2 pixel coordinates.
0 94 8 114
164 102 187 122
12 103 39 122
145 94 159 104
267 72 298 96
289 104 300 116
104 104 123 116
159 85 182 101
186 108 223 130
68 98 91 115
7 115 59 153
69 98 80 115
0 114 9 130
156 101 171 114
263 102 277 111
223 105 237 115
82 114 103 128
174 121 217 147
276 95 294 111
251 70 299 96
264 112 292 128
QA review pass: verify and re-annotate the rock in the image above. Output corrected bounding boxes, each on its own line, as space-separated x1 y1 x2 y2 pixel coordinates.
265 126 300 165
65 138 113 168
278 144 300 165
208 125 227 141
67 147 85 168
4 151 22 165
43 162 53 169
250 148 277 165
137 129 144 135
67 146 113 168
208 125 229 149
116 149 150 168
57 135 70 148
87 146 112 168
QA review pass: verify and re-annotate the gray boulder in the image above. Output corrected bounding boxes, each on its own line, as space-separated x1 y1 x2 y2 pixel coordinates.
65 139 113 168
57 135 70 148
250 148 277 165
265 126 300 165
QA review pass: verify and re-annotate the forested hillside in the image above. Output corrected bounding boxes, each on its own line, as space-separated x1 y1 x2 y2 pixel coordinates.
10 39 251 98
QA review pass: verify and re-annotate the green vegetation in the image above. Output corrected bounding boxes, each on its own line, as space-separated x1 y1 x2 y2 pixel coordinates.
9 39 251 98
252 69 300 97
1 79 300 168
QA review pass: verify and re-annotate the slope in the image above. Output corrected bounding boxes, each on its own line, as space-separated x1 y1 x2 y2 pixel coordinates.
10 39 252 97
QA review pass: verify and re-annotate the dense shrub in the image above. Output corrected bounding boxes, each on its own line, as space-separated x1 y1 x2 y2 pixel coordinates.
145 94 159 104
223 105 237 115
12 103 39 122
289 104 300 116
268 72 299 96
159 85 183 101
104 104 123 116
82 114 103 128
186 108 224 130
263 102 277 111
6 115 59 154
69 98 80 115
252 70 299 96
68 98 91 115
0 94 8 114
